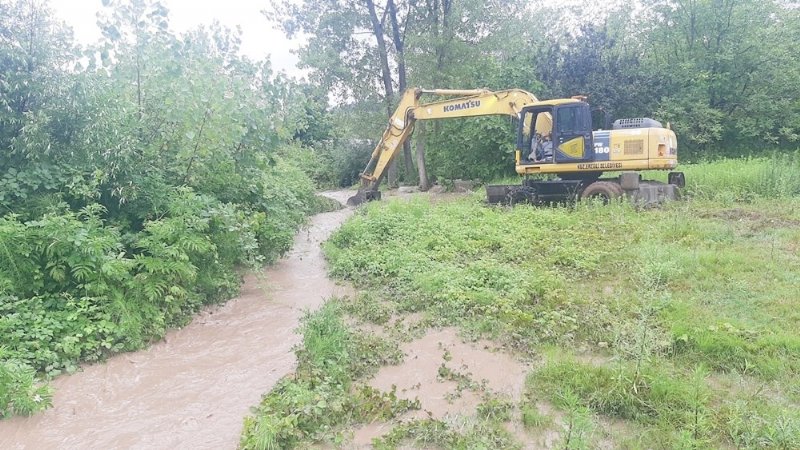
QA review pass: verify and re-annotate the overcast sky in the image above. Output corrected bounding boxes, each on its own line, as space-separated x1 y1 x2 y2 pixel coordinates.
49 0 305 78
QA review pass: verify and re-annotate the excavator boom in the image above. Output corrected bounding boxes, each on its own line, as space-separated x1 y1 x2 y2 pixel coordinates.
347 88 549 205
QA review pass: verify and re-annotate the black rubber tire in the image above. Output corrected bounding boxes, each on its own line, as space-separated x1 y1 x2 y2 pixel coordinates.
580 181 623 204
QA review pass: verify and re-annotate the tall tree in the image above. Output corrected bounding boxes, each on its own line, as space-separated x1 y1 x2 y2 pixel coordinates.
405 0 537 182
0 0 80 208
642 0 800 153
269 0 419 187
386 0 416 184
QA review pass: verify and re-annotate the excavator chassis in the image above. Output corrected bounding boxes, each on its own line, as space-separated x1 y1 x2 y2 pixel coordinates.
487 172 683 207
347 171 682 208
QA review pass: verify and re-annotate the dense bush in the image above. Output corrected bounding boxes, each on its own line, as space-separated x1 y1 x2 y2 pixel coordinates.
0 0 328 416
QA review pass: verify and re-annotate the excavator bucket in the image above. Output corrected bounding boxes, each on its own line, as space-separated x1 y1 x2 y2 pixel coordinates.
346 189 381 207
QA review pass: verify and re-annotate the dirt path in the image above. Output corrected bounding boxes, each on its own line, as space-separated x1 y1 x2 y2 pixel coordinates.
0 190 356 450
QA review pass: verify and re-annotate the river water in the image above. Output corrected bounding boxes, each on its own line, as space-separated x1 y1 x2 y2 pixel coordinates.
0 191 355 450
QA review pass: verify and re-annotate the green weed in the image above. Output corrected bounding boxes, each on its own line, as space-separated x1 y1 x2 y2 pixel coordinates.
664 154 800 201
373 418 521 450
476 395 514 422
240 302 416 449
323 184 800 447
521 403 552 429
558 389 596 450
339 292 395 325
533 358 709 429
0 352 52 418
722 399 800 449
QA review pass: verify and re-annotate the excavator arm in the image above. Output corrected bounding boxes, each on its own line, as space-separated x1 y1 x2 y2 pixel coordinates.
347 88 549 206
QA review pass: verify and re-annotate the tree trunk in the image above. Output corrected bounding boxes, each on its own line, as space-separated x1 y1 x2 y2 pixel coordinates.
387 0 414 183
416 121 430 190
423 0 452 182
386 0 414 184
365 0 398 187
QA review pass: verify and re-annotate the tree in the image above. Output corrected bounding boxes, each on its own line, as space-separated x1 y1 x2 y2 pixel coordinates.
534 22 663 125
0 0 81 209
641 0 800 154
405 0 538 181
269 0 422 186
0 0 326 417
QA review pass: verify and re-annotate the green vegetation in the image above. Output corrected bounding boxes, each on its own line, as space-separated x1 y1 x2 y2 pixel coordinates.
373 418 520 450
0 354 52 418
318 159 800 447
0 0 327 416
275 0 800 186
678 153 800 201
240 301 416 449
3 0 799 439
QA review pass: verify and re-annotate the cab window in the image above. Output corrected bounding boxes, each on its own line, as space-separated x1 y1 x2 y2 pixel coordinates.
556 105 590 135
557 107 577 134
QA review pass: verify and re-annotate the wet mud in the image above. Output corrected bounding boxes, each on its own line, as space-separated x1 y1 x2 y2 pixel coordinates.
0 191 355 450
350 327 529 447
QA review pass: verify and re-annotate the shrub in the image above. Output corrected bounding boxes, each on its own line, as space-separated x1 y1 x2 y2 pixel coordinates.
0 354 52 418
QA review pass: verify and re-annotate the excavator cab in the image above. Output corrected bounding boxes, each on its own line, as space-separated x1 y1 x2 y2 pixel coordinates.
518 102 594 164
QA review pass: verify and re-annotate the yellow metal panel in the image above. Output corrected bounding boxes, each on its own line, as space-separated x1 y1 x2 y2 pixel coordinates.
558 137 585 159
517 159 652 175
608 129 648 161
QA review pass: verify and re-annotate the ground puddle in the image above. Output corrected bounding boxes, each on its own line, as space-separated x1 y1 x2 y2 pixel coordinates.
350 327 529 447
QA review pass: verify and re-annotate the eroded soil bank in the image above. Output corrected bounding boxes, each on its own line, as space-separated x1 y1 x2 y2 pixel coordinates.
0 190 355 450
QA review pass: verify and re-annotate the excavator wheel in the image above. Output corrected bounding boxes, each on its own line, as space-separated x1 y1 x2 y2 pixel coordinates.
580 181 624 204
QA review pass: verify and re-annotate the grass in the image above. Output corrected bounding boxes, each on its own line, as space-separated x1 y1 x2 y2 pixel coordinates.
521 403 551 429
316 156 800 447
532 358 711 441
678 153 800 201
239 301 415 449
372 418 521 450
240 157 800 448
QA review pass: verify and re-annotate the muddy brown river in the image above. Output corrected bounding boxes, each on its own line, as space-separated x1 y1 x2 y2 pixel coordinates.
0 191 355 450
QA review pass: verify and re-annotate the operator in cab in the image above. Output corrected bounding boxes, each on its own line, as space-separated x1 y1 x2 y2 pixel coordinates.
530 132 553 163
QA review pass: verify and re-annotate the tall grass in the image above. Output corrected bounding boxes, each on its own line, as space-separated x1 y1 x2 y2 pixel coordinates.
489 153 800 202
680 153 800 201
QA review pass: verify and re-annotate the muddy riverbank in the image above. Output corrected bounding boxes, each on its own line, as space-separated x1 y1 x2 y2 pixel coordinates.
0 191 355 450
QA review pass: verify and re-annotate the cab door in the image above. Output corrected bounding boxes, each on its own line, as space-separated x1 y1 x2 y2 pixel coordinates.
553 103 594 163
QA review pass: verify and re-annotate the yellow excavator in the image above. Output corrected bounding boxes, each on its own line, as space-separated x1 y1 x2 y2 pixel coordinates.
347 88 684 206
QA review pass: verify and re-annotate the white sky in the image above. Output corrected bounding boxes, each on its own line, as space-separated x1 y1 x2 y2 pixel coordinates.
49 0 305 78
